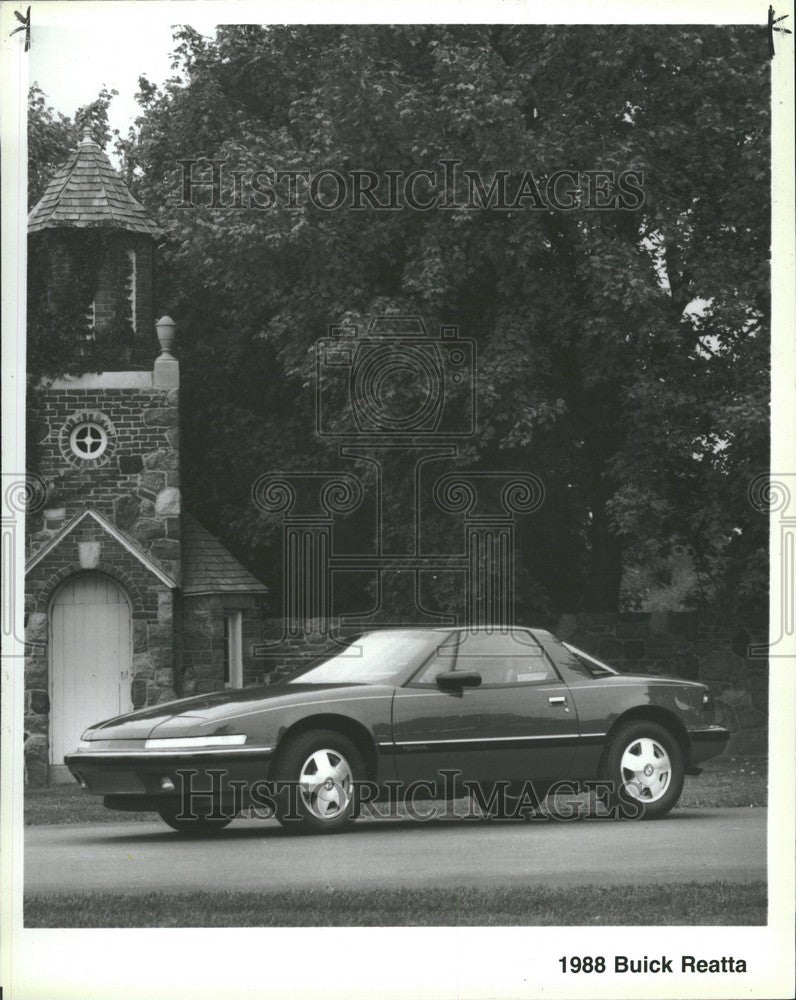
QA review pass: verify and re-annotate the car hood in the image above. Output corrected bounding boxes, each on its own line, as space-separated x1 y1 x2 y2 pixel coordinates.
617 673 705 688
83 682 380 740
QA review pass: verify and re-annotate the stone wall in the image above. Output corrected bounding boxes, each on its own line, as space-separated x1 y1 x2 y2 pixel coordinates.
180 593 270 696
553 612 768 753
244 619 341 685
28 385 181 584
24 379 182 784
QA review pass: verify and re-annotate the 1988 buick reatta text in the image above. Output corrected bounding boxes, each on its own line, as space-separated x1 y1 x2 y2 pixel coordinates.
66 627 729 834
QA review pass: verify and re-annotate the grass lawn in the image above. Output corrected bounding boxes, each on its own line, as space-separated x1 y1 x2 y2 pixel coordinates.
24 880 766 927
678 754 767 808
24 753 767 826
24 784 158 826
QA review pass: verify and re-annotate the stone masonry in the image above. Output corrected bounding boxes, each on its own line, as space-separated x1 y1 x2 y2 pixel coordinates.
28 385 181 582
554 611 768 753
24 381 181 783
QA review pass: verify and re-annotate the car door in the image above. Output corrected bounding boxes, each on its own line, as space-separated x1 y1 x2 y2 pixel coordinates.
390 628 580 792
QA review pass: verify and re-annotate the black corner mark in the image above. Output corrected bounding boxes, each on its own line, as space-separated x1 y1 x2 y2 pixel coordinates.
9 6 30 52
768 6 792 58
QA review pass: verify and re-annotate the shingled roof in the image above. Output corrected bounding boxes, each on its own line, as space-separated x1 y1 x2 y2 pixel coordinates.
182 515 269 595
28 131 163 237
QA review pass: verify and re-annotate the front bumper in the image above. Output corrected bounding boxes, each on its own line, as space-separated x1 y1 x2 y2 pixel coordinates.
688 725 731 766
64 746 275 804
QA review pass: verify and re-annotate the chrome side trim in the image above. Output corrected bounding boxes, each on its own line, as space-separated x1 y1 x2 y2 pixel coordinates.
378 733 606 748
564 681 703 691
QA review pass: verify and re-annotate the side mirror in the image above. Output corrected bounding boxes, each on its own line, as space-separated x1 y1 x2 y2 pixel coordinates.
436 670 482 690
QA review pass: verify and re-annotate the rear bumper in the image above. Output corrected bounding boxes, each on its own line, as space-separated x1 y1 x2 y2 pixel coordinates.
688 726 731 766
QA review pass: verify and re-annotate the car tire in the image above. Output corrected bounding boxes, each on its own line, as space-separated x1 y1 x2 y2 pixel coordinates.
271 729 365 834
600 720 685 819
157 806 233 835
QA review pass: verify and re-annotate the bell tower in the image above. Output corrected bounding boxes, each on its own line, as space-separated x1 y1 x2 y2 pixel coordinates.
29 129 163 364
24 132 182 783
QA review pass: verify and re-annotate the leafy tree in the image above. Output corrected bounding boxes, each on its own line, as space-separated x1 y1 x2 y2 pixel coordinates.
28 84 117 205
38 26 771 620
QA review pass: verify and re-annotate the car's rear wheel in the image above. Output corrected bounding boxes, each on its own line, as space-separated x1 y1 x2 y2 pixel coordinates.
271 729 365 834
157 806 233 835
600 720 684 819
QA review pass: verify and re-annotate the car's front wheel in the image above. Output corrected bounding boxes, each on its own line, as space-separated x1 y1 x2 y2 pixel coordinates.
600 720 684 819
271 729 365 834
157 806 233 835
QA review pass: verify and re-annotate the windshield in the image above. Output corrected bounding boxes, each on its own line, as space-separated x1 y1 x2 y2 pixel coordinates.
286 630 447 685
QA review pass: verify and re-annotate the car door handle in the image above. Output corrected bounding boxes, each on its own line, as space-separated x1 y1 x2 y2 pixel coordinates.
548 696 567 705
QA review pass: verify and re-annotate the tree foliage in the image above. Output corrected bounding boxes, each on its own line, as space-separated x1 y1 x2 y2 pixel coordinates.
30 26 770 619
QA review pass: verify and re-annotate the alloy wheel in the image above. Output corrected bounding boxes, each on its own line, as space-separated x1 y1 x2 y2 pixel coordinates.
619 736 672 803
298 748 353 821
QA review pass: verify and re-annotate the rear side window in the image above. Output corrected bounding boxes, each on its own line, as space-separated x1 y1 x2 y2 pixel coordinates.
561 642 620 678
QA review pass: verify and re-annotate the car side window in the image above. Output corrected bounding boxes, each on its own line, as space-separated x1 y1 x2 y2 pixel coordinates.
409 629 556 686
455 629 555 685
409 635 459 685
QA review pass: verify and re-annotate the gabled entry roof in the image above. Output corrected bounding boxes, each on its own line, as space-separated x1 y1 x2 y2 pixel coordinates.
25 506 177 588
182 515 268 596
28 131 163 237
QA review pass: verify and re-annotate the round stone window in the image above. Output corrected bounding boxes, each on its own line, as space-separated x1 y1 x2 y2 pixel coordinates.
69 422 108 460
59 410 117 468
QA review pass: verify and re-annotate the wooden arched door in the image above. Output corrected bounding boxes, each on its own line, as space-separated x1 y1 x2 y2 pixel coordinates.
49 572 133 764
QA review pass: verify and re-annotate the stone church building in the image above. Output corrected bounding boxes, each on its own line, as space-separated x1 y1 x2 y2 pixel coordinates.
24 133 269 784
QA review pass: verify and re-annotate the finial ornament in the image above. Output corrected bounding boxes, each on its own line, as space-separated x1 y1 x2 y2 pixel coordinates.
78 129 96 147
156 316 177 358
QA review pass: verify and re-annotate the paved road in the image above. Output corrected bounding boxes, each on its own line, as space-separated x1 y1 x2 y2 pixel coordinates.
25 808 766 896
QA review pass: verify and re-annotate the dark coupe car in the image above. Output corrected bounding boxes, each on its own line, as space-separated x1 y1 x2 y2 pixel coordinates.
65 627 729 833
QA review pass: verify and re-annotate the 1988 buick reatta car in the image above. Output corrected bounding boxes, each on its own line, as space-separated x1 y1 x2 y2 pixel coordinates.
65 627 729 833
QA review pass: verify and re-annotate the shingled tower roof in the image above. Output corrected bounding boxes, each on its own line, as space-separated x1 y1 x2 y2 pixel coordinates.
182 516 269 595
28 130 163 237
